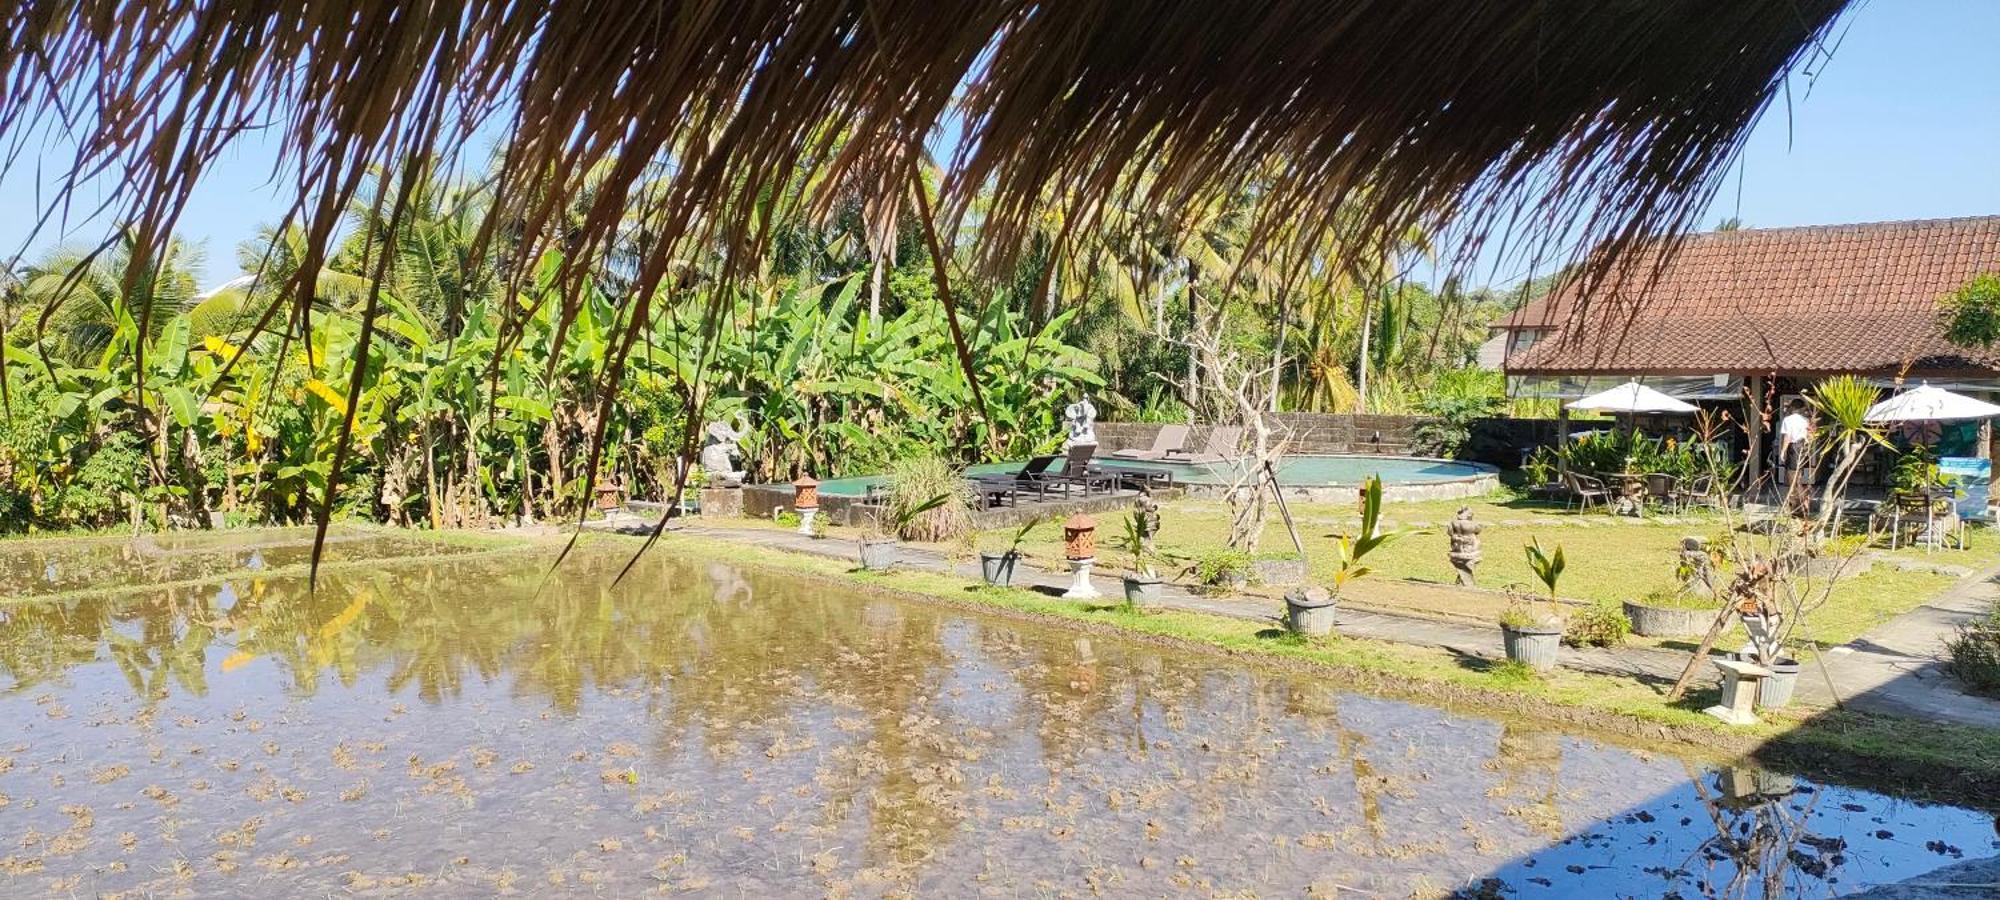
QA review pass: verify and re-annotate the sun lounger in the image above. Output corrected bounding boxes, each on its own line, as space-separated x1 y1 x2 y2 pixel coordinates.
1163 425 1243 464
1110 424 1190 460
1044 445 1120 497
971 454 1063 504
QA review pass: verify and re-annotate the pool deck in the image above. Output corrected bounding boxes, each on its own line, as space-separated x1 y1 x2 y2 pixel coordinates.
617 516 2000 731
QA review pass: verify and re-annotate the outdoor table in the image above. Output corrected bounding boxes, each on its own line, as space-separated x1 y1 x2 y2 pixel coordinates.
1607 472 1648 517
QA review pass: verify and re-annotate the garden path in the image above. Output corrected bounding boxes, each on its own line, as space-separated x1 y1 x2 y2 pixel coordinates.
1813 561 2000 728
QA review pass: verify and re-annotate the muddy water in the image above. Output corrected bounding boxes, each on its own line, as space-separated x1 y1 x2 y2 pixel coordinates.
0 539 1994 897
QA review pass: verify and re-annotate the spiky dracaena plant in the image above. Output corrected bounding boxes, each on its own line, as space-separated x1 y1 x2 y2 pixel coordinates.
1329 475 1420 595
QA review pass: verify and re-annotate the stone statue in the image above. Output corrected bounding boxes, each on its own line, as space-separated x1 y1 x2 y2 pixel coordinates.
1133 487 1162 555
1446 506 1483 587
1062 396 1098 450
700 411 752 487
1678 536 1716 593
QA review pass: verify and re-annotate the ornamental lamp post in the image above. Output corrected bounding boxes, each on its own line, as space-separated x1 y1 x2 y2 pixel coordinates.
1061 512 1100 599
792 474 820 536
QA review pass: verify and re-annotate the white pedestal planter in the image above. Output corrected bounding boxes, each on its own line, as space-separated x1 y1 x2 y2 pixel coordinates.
1063 558 1100 599
797 508 818 537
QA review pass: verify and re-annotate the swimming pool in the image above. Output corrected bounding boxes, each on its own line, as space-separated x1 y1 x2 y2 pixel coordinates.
810 454 1498 502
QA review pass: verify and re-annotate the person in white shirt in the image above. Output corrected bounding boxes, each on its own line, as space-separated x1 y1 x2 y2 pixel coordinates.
1776 399 1812 493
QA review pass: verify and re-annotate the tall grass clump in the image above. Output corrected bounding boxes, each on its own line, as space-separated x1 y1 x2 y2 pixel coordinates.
884 455 974 542
1947 604 2000 698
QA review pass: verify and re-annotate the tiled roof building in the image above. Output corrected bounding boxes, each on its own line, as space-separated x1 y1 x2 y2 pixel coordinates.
1502 216 2000 378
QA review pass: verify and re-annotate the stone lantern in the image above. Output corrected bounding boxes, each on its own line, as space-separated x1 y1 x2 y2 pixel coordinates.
1061 513 1100 599
792 474 820 536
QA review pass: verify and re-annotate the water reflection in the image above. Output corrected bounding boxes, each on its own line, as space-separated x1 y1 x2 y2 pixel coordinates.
0 526 480 599
0 542 1993 896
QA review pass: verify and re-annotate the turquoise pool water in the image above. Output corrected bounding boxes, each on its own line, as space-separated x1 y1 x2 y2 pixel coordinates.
811 454 1490 497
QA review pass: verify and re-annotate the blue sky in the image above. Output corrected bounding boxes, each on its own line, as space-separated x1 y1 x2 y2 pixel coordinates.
3 0 1996 290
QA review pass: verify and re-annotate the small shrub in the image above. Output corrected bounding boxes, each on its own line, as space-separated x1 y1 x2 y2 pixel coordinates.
884 454 974 542
1563 600 1631 648
1490 659 1541 684
1635 587 1717 611
1194 549 1251 584
1946 605 2000 698
773 509 801 527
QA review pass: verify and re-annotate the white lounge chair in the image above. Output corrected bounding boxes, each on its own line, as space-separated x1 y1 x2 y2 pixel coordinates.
1110 424 1190 460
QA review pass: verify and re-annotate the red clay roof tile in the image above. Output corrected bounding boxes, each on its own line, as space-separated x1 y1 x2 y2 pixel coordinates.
1505 216 2000 376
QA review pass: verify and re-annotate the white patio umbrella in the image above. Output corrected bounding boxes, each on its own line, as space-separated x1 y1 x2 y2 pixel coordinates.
1864 382 2000 423
1566 381 1698 414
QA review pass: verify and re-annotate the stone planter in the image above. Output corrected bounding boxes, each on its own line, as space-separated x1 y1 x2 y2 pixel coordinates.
857 539 899 572
1250 558 1307 587
1123 574 1164 610
1500 624 1562 672
1284 587 1338 638
1747 655 1800 709
1207 569 1249 591
979 551 1020 587
1621 600 1715 638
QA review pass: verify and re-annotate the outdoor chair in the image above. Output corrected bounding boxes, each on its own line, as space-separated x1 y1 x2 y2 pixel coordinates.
970 455 1063 504
1110 424 1190 460
1564 471 1611 512
1644 473 1679 510
1043 444 1121 497
1164 425 1244 464
1672 473 1721 512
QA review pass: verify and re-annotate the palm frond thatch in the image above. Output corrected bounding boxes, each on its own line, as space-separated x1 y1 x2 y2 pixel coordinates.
0 0 1851 557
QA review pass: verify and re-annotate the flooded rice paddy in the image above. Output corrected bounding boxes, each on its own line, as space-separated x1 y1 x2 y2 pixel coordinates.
0 526 484 599
0 531 1994 897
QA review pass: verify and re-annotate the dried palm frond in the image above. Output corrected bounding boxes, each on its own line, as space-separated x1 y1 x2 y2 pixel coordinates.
0 0 1851 568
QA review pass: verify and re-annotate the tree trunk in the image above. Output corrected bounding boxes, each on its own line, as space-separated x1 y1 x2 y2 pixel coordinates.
1184 258 1199 424
867 255 884 327
1355 285 1374 414
1269 290 1289 413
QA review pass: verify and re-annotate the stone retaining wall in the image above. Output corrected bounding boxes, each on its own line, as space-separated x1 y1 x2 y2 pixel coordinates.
1099 414 1561 466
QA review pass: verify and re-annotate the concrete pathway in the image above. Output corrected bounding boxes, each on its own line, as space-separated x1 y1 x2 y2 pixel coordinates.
1815 563 2000 728
615 518 2000 728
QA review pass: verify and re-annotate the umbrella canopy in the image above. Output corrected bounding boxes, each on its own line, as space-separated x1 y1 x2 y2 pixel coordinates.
1864 383 2000 423
1566 381 1698 414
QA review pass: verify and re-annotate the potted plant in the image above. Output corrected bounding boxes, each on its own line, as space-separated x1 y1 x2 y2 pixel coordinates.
980 517 1039 587
1120 514 1165 610
858 492 950 572
1499 540 1566 671
1622 587 1718 638
1286 475 1416 637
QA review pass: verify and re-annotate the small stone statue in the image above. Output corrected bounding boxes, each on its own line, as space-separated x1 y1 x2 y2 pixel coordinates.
1678 536 1716 593
699 411 752 487
1062 396 1098 450
1446 505 1482 587
1133 487 1162 555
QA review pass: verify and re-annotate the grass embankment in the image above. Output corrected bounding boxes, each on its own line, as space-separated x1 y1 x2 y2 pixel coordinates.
966 492 1998 651
639 529 2000 807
